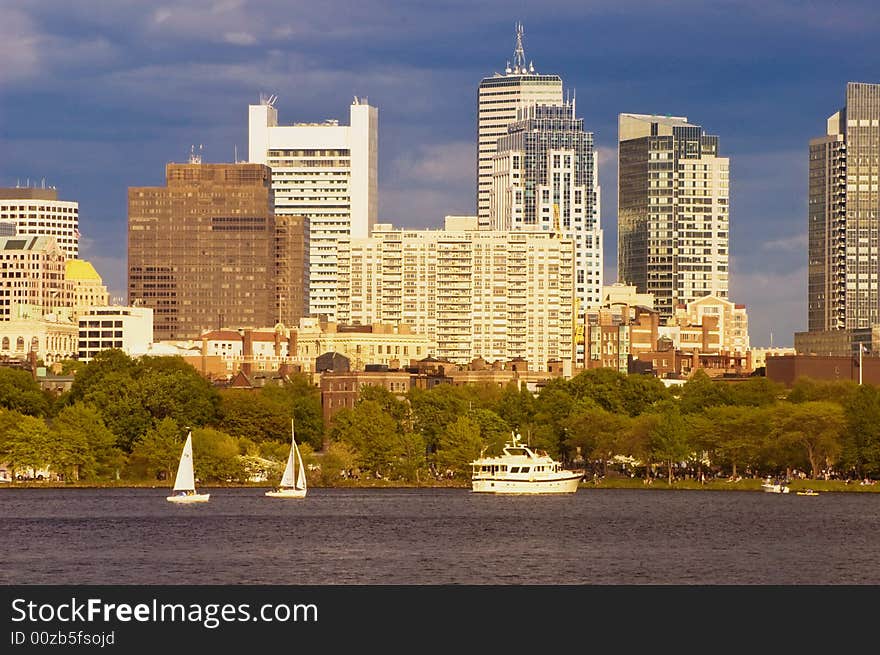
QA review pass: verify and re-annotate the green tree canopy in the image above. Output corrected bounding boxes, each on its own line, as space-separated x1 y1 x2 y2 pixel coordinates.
0 367 50 416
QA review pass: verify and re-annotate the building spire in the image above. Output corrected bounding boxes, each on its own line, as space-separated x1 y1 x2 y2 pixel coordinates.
513 22 526 74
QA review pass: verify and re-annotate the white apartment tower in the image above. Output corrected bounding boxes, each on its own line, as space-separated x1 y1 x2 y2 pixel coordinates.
477 23 563 228
249 96 378 321
337 217 575 367
491 101 602 313
618 114 730 319
0 187 79 259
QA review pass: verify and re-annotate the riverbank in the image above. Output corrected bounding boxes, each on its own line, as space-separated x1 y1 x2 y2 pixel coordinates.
3 477 879 492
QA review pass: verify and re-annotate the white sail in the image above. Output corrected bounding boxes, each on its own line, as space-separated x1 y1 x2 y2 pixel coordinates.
172 432 196 492
280 419 307 491
280 442 296 488
294 440 307 491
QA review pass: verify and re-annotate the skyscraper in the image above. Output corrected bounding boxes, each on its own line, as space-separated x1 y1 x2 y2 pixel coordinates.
477 23 563 228
128 161 277 340
0 187 79 259
491 101 602 312
249 96 378 321
808 82 880 333
618 113 730 320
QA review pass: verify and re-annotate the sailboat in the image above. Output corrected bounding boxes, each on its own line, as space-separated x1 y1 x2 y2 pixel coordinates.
265 419 307 498
166 431 210 503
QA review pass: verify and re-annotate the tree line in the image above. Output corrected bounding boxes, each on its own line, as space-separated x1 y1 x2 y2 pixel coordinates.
1 350 879 485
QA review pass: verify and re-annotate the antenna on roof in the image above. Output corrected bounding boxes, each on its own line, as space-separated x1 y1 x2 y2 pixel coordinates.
513 22 526 74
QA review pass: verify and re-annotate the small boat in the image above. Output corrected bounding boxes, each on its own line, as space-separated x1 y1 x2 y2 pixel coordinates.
166 431 210 503
761 477 790 494
471 432 583 494
265 419 307 498
796 489 819 496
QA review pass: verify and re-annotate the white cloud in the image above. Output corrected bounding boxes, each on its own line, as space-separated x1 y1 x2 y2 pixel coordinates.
224 32 257 46
762 232 808 252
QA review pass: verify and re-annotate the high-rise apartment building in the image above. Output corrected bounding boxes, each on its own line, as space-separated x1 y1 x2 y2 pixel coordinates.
128 162 277 340
249 96 377 321
0 187 79 258
337 216 575 367
491 101 602 311
808 82 880 332
618 114 730 319
477 23 563 228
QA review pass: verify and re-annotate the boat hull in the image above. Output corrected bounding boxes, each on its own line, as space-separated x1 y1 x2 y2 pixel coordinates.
265 488 307 498
166 493 211 503
761 484 789 494
472 473 582 494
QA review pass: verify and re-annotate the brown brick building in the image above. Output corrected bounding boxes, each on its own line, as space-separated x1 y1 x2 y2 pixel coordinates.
128 162 307 340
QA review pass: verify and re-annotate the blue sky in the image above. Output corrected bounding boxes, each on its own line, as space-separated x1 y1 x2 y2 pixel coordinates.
2 1 879 347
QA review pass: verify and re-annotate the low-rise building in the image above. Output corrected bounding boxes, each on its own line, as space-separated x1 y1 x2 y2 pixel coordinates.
78 306 153 363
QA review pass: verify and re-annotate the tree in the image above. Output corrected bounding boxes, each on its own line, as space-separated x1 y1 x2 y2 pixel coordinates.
689 405 769 479
648 403 691 484
0 367 51 416
726 377 783 407
621 374 669 416
218 390 290 443
138 361 220 429
50 403 120 480
772 401 845 479
408 385 472 453
191 427 245 482
130 418 183 481
564 405 630 476
434 416 483 478
0 414 51 478
317 441 357 485
330 401 403 478
678 370 730 414
260 375 324 449
495 382 536 433
841 385 880 478
620 413 660 481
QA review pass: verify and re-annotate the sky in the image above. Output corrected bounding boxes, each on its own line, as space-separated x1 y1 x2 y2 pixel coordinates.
2 0 879 348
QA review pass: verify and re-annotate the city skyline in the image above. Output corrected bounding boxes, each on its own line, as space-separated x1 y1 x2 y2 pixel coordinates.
2 1 880 346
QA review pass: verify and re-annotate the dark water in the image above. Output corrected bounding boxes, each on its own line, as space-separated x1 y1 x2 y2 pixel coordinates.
2 487 879 585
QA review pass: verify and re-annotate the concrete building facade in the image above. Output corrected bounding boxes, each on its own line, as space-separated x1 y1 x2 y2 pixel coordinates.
0 235 72 322
77 306 154 363
0 187 79 259
249 96 377 320
337 216 575 368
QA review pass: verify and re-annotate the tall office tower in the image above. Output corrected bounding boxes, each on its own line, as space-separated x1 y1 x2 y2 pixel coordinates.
0 187 79 258
491 101 602 312
337 216 575 367
808 82 880 332
128 161 276 340
477 23 563 228
274 214 309 328
618 114 730 320
249 96 377 321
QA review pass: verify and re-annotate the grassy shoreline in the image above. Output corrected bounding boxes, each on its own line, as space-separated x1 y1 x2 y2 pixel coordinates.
3 478 878 493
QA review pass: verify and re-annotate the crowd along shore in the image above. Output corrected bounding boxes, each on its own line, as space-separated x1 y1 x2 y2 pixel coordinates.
4 476 879 493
